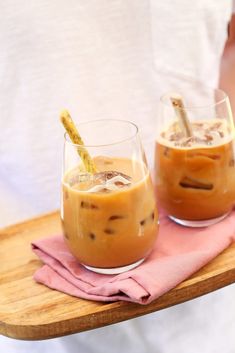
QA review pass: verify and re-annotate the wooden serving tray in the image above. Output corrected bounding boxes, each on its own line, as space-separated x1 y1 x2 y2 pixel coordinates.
0 211 235 341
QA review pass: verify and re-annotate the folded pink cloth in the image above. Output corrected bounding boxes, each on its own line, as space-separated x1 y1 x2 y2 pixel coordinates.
32 211 235 304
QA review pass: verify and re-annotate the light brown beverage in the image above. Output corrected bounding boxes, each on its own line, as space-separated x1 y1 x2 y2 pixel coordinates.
155 119 235 221
62 156 158 269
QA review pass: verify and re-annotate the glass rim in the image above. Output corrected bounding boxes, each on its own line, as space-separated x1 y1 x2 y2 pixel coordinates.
64 118 139 148
160 87 228 110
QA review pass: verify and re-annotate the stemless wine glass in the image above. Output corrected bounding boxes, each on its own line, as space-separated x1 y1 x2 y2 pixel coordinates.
61 119 159 274
154 87 235 227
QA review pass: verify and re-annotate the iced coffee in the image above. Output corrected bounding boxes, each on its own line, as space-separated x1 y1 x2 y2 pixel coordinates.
155 119 235 223
62 156 158 271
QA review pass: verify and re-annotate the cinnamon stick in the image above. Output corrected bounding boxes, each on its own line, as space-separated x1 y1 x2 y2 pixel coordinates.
60 110 97 174
170 95 193 137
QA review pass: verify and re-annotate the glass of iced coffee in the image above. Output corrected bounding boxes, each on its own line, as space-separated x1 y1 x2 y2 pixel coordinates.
61 114 158 274
154 87 235 227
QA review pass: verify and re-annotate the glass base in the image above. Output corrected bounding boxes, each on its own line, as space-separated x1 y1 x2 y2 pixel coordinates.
83 257 145 274
169 212 229 228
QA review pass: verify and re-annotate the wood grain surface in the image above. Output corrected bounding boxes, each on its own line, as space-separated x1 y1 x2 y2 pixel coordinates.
0 211 235 341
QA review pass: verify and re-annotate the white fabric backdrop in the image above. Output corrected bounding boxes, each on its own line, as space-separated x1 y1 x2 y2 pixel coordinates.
0 1 234 352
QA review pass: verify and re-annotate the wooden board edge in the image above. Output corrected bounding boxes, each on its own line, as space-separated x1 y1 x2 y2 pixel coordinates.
0 210 60 235
1 268 234 341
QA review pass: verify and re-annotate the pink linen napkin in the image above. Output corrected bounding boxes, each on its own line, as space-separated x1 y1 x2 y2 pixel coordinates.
31 211 235 305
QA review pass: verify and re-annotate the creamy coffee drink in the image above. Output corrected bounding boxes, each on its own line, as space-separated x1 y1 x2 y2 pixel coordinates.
155 119 235 221
62 156 158 269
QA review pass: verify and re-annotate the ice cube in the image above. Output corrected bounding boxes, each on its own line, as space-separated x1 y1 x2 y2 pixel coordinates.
106 175 131 186
68 172 92 186
88 171 132 193
93 171 131 183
